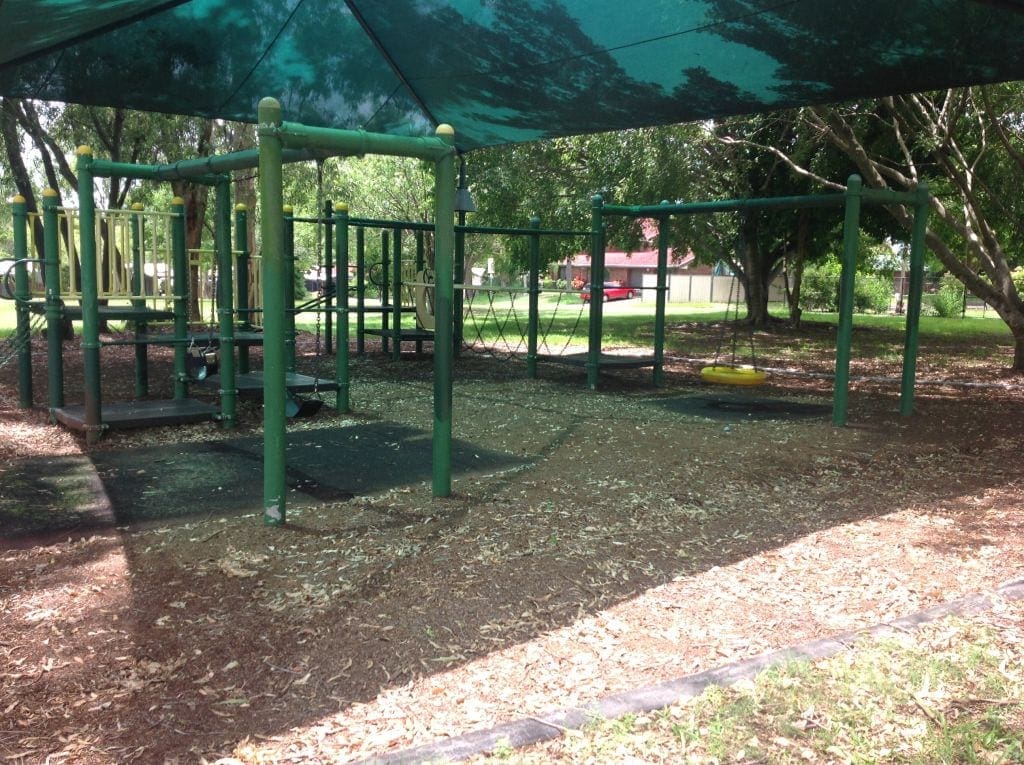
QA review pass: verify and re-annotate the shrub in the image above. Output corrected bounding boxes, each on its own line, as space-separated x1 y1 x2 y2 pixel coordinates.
927 274 965 318
854 275 893 313
800 261 842 311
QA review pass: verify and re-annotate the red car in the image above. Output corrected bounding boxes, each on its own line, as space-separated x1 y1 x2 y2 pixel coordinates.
580 281 638 302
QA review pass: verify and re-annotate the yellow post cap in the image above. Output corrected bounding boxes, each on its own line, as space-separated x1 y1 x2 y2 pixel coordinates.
171 196 185 205
12 194 26 204
283 204 293 214
43 188 58 198
235 203 247 212
75 145 93 156
131 202 144 211
334 202 348 212
435 124 455 138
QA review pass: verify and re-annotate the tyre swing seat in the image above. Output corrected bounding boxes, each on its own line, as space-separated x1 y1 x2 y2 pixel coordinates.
700 261 767 388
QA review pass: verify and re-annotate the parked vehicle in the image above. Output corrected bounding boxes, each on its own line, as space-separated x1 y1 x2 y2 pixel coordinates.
580 281 638 302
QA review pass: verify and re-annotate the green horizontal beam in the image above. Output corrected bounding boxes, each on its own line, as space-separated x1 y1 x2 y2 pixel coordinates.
90 148 328 182
347 216 588 238
605 187 921 218
276 122 452 162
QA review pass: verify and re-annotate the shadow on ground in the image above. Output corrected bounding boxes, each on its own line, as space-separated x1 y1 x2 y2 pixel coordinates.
0 422 524 537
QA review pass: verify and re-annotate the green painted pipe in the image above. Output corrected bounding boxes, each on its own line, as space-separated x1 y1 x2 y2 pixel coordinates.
283 205 296 373
416 229 425 355
41 189 64 411
334 203 350 412
526 215 541 379
432 125 457 498
900 183 930 416
454 213 465 356
587 195 605 390
380 230 390 355
90 148 327 183
129 203 148 398
234 204 251 374
258 97 288 526
323 198 334 355
653 205 671 387
392 227 402 361
215 179 236 428
170 197 189 402
12 195 33 408
276 122 451 162
76 149 103 442
833 175 863 427
356 226 365 355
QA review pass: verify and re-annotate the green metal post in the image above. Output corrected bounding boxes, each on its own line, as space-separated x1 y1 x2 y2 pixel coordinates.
454 212 465 356
432 125 457 498
415 230 424 355
392 227 402 361
900 183 930 416
215 178 236 428
76 149 103 442
12 195 33 407
587 195 606 390
653 204 671 387
283 205 296 373
41 188 64 410
234 204 251 374
258 97 287 526
334 203 350 412
356 226 365 355
526 215 541 379
833 174 862 427
170 196 189 401
129 203 148 397
323 198 334 355
380 230 390 355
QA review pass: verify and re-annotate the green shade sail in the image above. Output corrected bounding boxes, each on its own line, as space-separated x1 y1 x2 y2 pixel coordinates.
1 0 1024 149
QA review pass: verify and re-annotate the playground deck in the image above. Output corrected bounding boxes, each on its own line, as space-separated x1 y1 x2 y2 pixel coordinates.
52 398 219 431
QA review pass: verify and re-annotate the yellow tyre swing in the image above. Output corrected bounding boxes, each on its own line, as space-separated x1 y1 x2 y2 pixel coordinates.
700 266 768 387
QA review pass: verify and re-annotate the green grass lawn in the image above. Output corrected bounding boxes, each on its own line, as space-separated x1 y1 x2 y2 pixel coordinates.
477 604 1024 764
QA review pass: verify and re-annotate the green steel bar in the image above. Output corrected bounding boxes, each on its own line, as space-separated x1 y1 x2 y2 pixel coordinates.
258 97 287 526
415 229 425 355
380 230 390 355
129 203 148 398
12 195 33 407
41 188 64 410
604 193 849 218
90 148 326 183
900 183 931 416
334 203 350 412
215 178 236 428
432 125 457 497
356 226 365 355
454 214 465 356
833 174 863 427
76 148 103 442
283 205 296 373
170 196 189 402
587 195 605 390
653 205 671 387
347 216 589 238
391 227 402 361
526 215 541 379
276 122 451 162
323 198 334 355
234 204 251 374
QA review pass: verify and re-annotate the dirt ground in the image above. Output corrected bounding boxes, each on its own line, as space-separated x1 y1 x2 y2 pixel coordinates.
1 321 1022 763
